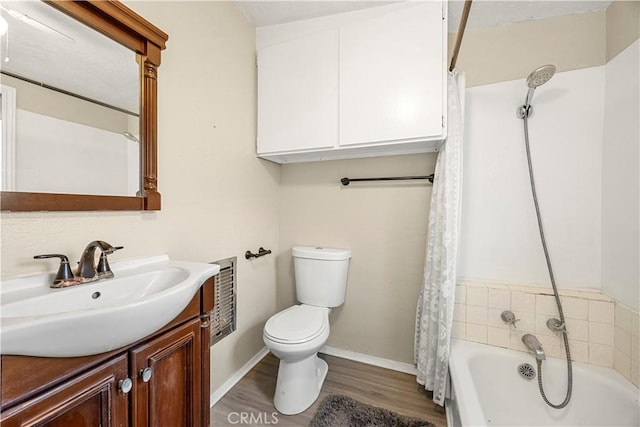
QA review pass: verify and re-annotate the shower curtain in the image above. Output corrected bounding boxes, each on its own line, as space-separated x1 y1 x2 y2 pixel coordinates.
415 71 465 406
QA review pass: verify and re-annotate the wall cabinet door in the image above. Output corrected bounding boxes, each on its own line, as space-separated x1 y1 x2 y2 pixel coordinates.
1 355 129 427
257 28 339 154
339 1 444 146
130 318 202 427
256 1 446 163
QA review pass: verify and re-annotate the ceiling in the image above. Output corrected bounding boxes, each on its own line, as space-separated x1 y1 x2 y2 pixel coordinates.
448 1 612 32
235 1 613 32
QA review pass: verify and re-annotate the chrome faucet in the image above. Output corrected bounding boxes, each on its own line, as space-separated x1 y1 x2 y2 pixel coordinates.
522 333 546 361
34 240 123 288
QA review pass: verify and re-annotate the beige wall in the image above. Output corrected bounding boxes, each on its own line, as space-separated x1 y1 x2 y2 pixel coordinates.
0 1 280 392
450 1 640 88
449 10 606 87
278 154 435 363
606 0 640 61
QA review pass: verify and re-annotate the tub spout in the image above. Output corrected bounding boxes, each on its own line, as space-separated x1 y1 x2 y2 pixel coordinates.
522 334 546 361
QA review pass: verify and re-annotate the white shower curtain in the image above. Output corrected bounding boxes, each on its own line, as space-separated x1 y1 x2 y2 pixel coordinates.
415 71 465 406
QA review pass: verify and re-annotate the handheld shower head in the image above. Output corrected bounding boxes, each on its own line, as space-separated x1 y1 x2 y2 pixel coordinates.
526 65 556 89
518 64 556 118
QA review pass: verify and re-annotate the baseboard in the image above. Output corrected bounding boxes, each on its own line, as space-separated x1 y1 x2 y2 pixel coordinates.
210 346 270 407
445 401 455 427
319 345 417 375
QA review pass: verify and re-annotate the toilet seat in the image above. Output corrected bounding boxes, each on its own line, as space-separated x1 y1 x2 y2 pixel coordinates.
264 305 328 344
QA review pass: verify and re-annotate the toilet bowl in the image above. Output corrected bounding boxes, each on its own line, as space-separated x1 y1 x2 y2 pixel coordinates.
263 246 351 415
263 305 330 415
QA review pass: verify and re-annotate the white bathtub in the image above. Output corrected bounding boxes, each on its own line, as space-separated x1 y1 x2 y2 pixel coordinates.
447 339 640 427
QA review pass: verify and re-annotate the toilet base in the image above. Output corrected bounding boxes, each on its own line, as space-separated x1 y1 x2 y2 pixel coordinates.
273 354 328 415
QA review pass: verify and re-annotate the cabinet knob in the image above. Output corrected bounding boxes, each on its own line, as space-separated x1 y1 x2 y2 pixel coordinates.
118 377 133 393
139 367 153 383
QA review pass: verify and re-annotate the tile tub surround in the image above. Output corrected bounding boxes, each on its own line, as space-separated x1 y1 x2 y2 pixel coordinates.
614 303 640 387
452 281 639 386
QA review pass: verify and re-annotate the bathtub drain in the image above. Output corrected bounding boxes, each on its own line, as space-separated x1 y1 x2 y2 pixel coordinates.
518 363 536 380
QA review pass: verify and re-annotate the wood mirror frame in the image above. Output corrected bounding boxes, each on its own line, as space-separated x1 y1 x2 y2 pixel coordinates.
0 1 168 212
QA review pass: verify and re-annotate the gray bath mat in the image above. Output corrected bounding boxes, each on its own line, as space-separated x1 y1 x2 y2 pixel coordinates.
310 394 435 427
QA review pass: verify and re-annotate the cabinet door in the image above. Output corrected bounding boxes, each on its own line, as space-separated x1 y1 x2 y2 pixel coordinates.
130 318 202 427
1 355 129 427
339 2 444 146
257 29 339 154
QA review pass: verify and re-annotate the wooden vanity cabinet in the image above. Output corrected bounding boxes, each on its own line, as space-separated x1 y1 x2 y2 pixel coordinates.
0 277 215 427
1 355 129 427
130 318 202 427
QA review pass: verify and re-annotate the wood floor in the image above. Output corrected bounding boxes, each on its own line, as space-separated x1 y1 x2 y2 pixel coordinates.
211 353 447 427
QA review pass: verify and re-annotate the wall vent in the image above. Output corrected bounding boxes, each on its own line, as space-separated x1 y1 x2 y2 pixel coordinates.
210 256 237 346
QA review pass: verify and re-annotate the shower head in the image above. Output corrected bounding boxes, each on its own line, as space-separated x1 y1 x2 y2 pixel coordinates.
526 65 556 89
517 64 556 119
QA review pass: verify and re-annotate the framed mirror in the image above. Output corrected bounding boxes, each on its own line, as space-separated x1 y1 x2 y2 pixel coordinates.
0 1 168 211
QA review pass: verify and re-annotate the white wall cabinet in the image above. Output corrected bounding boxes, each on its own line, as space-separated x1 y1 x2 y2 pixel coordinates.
257 29 339 154
257 1 447 164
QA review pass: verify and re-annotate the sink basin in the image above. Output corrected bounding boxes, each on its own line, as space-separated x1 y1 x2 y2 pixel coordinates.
0 255 220 357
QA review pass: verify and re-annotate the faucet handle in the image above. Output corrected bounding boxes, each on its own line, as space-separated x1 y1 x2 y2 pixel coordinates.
34 254 75 285
96 246 123 277
500 310 520 328
103 245 124 255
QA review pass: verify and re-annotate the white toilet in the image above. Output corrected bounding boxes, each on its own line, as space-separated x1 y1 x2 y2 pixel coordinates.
263 246 351 415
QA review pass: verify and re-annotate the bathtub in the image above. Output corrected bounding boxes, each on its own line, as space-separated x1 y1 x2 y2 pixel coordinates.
447 339 639 427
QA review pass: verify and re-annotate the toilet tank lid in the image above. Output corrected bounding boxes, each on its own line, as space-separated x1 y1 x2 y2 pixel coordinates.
293 246 351 261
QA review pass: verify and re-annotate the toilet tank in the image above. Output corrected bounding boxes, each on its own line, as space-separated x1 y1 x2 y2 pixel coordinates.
292 246 351 308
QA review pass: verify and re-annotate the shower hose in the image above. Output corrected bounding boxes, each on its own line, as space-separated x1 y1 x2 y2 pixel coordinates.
522 112 573 409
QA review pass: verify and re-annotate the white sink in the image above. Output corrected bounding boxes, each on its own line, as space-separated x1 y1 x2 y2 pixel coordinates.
0 255 220 357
